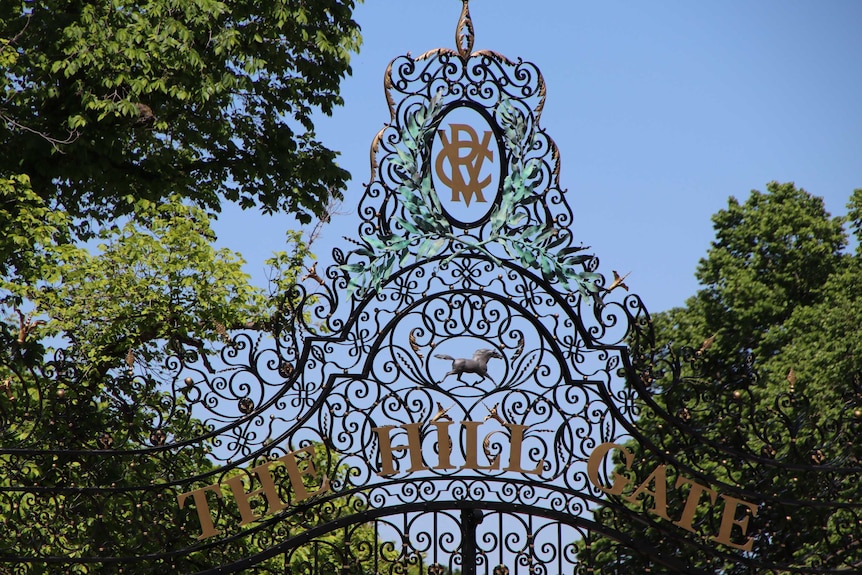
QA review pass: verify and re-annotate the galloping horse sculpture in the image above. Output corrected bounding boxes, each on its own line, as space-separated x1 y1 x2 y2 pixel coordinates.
434 348 503 384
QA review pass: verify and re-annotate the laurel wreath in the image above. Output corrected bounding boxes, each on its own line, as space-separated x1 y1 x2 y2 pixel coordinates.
341 94 602 299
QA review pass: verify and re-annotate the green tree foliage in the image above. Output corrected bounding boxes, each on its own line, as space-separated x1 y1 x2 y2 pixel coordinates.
0 189 314 572
1 187 417 573
1 0 361 228
582 182 862 572
0 1 372 571
194 444 425 575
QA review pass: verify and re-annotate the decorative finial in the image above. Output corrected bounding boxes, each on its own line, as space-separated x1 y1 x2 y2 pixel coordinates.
456 0 474 59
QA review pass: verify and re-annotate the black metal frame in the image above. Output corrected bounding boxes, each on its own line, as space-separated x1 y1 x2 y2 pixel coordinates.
3 2 861 574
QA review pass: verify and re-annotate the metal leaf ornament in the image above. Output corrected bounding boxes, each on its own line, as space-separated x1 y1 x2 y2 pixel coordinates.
341 95 602 300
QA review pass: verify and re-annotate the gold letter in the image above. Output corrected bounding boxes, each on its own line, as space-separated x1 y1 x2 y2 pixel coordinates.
278 444 331 503
673 476 717 533
435 124 494 206
461 421 500 471
587 442 634 496
373 423 428 476
503 423 543 475
430 420 456 470
712 495 759 551
224 461 289 526
177 484 223 540
623 464 671 520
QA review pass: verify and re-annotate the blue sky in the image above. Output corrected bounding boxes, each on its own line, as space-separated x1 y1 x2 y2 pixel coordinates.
214 0 862 314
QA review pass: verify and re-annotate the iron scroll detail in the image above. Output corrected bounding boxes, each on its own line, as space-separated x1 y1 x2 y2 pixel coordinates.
3 3 862 574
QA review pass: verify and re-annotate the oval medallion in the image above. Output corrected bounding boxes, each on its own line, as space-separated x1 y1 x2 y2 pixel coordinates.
430 104 503 228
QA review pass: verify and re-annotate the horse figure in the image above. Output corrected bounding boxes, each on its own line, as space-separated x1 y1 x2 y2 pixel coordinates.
435 348 503 384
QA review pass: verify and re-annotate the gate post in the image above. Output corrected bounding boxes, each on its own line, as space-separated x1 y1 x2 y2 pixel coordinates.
461 508 485 575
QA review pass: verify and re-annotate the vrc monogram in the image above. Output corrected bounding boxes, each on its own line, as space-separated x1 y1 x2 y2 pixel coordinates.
435 124 494 206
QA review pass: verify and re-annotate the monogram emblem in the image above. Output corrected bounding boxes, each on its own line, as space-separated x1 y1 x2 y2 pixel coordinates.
435 124 494 206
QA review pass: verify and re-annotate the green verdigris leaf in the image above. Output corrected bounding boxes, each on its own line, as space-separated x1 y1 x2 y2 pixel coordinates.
518 245 537 266
417 238 446 259
538 254 554 278
563 254 593 266
523 158 540 181
507 212 527 228
396 217 420 236
387 237 412 251
534 226 557 245
521 225 543 239
363 236 383 251
394 147 415 174
574 271 603 294
559 245 590 255
339 263 366 275
352 246 375 258
546 230 567 250
503 241 523 262
420 174 443 217
489 207 508 232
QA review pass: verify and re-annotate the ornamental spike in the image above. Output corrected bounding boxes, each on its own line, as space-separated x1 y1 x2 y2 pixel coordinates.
456 0 475 59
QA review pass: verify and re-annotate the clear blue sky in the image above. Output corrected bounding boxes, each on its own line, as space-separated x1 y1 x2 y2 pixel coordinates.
214 0 862 314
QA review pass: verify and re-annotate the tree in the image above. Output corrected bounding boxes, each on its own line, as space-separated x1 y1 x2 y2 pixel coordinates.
1 0 361 229
0 187 425 573
581 182 862 572
0 187 310 572
1 2 370 571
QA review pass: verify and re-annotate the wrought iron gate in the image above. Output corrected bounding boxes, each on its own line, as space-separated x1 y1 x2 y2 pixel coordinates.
3 2 861 574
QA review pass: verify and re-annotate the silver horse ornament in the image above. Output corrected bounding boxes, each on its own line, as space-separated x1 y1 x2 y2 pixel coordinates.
434 348 503 384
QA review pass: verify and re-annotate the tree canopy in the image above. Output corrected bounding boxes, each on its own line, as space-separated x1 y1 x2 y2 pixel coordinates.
1 1 369 571
582 182 862 572
1 0 361 230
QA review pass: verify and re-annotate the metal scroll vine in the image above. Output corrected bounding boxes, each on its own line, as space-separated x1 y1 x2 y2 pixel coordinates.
341 39 603 300
4 3 862 574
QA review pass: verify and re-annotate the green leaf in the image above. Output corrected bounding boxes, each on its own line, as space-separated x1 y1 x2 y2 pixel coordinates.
387 237 412 251
518 244 537 266
339 263 367 275
559 245 590 257
416 238 445 259
353 246 375 258
395 217 420 236
507 212 527 227
576 271 603 293
534 226 557 245
563 254 592 266
503 241 522 262
538 254 554 278
489 207 508 231
521 225 543 239
523 159 540 180
546 230 567 249
364 236 386 251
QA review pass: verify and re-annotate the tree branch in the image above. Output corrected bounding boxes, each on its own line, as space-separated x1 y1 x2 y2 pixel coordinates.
1 111 79 152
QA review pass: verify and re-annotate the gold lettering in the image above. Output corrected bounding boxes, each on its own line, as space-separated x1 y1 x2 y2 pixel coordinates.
587 442 634 496
373 423 428 476
224 461 289 526
503 423 543 475
713 495 759 551
461 421 500 471
430 420 456 470
624 464 671 520
176 484 223 540
277 444 331 502
586 443 762 550
673 476 717 533
435 124 494 206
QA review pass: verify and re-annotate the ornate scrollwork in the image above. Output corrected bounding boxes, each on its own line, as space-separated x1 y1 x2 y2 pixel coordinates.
3 3 860 574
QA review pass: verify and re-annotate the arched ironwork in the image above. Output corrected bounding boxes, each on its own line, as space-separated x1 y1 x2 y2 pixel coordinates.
2 2 861 574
